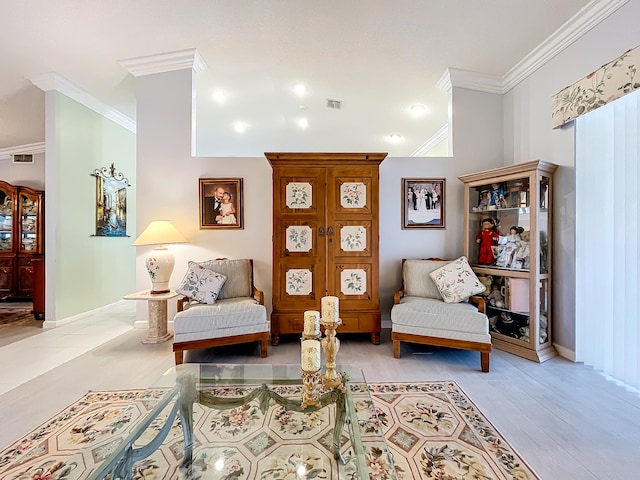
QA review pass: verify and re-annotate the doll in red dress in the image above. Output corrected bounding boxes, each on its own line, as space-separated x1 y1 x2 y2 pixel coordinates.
476 218 499 265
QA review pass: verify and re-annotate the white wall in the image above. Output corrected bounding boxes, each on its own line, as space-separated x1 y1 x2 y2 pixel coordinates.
0 153 45 189
503 0 640 355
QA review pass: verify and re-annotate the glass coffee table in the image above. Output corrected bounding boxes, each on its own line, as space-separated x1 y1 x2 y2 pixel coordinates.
88 364 397 479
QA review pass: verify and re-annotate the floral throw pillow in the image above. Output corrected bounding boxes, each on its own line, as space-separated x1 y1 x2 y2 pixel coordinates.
176 261 227 304
429 256 485 304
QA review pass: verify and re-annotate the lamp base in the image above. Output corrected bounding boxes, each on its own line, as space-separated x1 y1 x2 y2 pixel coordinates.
150 288 170 295
145 247 175 295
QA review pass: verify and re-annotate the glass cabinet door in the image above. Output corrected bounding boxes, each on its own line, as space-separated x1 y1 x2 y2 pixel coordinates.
0 187 14 252
467 175 531 271
19 191 40 254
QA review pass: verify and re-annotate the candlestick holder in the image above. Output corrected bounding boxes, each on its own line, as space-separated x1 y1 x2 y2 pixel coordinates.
300 331 322 409
320 317 344 392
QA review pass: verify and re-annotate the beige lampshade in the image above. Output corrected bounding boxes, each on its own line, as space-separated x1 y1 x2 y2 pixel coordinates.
132 220 187 247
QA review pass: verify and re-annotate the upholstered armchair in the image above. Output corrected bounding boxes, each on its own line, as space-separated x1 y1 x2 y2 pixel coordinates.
172 258 269 364
390 258 492 372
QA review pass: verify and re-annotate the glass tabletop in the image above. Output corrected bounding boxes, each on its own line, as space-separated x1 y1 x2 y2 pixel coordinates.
88 364 397 480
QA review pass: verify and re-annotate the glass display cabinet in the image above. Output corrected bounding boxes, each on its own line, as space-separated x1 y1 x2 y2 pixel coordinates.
0 181 44 300
458 160 557 362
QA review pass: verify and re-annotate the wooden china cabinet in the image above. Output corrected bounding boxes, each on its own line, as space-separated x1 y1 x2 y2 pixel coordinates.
0 181 44 301
266 152 386 345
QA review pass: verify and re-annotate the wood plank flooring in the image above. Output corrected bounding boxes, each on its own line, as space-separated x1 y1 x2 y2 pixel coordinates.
0 318 638 480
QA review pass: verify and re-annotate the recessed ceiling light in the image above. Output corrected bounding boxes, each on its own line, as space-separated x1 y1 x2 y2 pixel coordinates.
298 117 309 129
212 90 226 103
409 104 427 116
296 465 307 476
233 122 247 133
388 133 402 142
214 459 225 471
294 84 307 96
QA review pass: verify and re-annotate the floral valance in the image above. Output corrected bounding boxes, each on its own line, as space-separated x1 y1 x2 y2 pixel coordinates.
551 44 640 128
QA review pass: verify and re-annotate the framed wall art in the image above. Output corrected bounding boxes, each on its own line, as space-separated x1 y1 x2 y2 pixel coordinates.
199 178 244 229
92 163 130 237
402 178 446 229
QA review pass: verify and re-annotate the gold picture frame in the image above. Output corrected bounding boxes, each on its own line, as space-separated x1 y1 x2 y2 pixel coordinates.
199 178 244 229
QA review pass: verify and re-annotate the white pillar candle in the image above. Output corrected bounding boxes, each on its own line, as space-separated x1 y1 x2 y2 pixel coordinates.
321 296 339 323
301 339 321 372
303 310 320 336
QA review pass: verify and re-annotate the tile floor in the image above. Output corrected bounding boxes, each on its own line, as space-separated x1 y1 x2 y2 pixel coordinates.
0 301 136 395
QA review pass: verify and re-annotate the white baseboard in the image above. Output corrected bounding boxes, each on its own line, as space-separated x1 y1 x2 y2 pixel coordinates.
42 300 128 329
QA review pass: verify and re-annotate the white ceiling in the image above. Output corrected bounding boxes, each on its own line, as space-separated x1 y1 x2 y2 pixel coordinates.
0 0 593 156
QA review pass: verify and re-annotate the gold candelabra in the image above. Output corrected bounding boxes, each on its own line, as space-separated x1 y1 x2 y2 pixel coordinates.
300 296 345 408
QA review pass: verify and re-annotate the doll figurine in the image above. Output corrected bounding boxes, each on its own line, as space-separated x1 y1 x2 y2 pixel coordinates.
486 284 505 308
488 183 505 209
476 218 499 265
496 226 524 268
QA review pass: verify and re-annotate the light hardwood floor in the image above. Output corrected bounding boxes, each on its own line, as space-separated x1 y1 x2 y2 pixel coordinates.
0 308 639 480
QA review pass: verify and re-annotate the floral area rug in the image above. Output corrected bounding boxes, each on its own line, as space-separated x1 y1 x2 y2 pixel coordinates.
0 382 539 479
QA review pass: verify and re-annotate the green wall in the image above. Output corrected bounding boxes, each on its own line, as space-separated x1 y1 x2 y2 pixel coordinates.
54 93 136 319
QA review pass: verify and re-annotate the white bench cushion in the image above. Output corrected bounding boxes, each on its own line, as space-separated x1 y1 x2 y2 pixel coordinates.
174 297 268 343
391 296 490 344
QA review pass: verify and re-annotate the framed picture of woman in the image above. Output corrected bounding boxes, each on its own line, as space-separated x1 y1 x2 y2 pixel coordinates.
199 178 244 229
402 178 446 229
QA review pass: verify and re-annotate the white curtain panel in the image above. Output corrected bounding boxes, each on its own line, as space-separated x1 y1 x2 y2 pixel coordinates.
576 89 640 389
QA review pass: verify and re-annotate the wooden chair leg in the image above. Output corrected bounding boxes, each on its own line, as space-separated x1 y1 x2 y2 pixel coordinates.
481 352 490 372
393 340 401 358
260 339 268 358
175 350 184 365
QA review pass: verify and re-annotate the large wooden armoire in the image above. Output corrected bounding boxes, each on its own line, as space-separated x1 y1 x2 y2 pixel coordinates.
0 181 44 301
266 152 386 345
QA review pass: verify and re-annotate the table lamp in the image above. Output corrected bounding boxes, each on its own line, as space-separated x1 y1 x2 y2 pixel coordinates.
132 220 188 294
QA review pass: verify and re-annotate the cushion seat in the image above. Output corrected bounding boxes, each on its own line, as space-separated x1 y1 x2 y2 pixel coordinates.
174 298 268 343
392 297 489 338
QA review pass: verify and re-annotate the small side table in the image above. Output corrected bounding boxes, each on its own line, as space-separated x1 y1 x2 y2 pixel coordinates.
124 290 178 344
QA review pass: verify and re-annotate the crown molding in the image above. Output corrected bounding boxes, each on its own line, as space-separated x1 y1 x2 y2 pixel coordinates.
120 48 208 77
437 0 628 95
447 68 503 94
28 72 136 133
0 142 45 161
411 124 449 157
502 0 629 91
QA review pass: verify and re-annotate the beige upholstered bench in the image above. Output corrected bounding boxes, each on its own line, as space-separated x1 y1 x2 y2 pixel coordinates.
391 258 492 372
172 259 269 364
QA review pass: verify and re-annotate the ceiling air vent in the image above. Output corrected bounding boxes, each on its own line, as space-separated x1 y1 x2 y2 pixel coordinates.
12 154 34 164
326 99 342 109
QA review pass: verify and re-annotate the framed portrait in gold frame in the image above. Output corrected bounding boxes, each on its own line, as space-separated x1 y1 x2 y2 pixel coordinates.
199 178 244 229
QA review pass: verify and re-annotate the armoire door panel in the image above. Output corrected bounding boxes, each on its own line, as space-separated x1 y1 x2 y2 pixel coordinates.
278 221 323 258
275 167 326 216
330 262 378 308
332 220 373 257
274 260 325 309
